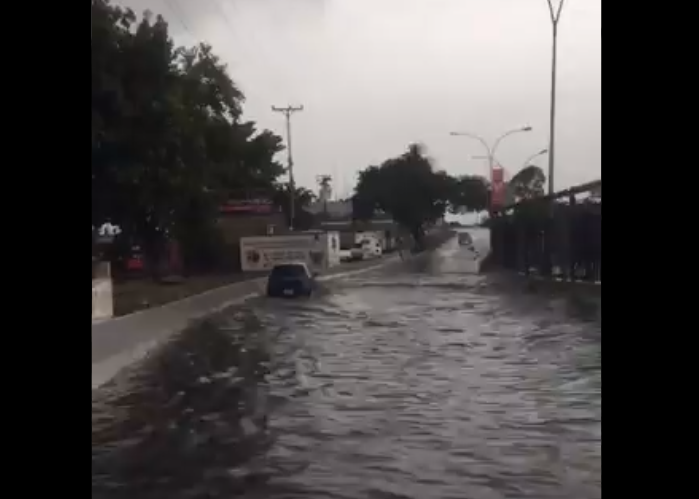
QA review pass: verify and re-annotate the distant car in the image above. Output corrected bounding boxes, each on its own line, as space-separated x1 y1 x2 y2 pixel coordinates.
349 243 364 261
458 232 473 247
350 238 382 261
266 262 316 298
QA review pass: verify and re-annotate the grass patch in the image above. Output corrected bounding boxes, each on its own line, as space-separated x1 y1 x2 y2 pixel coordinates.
112 273 256 317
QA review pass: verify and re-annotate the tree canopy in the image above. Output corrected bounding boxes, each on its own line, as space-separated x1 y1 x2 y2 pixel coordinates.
507 165 546 202
352 144 489 245
91 0 292 266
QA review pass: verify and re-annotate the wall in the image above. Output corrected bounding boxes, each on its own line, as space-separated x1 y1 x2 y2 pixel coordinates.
92 278 114 322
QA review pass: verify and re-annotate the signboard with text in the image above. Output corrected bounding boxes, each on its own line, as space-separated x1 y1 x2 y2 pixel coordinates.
240 235 326 272
220 198 276 215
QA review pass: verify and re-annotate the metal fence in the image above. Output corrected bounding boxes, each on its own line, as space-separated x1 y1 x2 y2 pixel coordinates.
489 180 601 283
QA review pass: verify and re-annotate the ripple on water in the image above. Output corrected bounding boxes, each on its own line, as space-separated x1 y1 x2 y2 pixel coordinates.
93 240 600 499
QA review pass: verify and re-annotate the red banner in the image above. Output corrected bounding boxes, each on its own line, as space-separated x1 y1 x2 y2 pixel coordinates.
491 166 504 184
491 182 506 208
490 166 506 209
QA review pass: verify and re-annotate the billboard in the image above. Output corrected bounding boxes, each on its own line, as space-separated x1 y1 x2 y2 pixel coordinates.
240 235 326 272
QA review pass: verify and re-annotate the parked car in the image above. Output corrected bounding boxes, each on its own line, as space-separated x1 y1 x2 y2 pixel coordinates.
266 262 316 298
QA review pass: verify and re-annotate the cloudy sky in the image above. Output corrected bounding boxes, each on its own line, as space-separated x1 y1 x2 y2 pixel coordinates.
113 0 601 198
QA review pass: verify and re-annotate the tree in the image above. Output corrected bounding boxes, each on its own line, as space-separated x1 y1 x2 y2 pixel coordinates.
273 186 317 230
508 165 546 201
91 0 287 269
353 144 454 246
449 175 490 214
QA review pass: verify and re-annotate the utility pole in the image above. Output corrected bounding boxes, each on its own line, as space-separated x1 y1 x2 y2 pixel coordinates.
272 105 304 230
546 0 566 195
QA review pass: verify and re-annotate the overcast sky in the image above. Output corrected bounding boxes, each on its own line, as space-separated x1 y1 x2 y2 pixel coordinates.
113 0 601 198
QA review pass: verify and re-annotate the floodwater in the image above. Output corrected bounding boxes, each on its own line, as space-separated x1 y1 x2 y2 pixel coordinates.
92 232 601 499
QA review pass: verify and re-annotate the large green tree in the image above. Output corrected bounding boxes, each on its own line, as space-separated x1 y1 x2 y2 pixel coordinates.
91 0 286 267
507 165 546 202
448 175 490 214
353 144 459 245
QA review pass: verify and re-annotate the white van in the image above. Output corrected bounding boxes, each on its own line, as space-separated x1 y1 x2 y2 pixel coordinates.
350 237 383 261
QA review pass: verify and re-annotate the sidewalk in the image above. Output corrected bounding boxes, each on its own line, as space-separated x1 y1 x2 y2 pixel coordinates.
92 255 404 389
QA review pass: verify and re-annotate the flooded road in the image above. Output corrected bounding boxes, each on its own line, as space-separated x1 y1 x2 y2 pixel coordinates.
92 234 601 499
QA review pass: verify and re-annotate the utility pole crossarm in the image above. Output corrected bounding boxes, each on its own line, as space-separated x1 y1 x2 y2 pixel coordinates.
547 0 566 24
272 105 304 113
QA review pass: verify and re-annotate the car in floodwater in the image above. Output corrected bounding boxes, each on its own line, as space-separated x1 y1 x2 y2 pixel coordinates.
266 262 316 298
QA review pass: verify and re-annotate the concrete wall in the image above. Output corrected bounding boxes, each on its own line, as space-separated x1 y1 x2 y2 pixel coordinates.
92 279 114 322
92 262 114 323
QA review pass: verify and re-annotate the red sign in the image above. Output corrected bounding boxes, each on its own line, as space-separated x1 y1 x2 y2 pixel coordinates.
490 166 506 209
491 182 507 208
491 166 504 184
126 256 144 271
220 198 275 215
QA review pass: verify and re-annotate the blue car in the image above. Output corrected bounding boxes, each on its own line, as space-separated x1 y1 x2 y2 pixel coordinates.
266 262 316 298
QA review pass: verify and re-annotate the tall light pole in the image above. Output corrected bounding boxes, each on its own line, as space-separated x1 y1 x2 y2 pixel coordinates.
450 126 532 217
546 0 566 195
272 105 304 230
449 126 533 177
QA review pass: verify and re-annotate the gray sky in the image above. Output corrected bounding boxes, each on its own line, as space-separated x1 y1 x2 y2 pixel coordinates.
113 0 601 198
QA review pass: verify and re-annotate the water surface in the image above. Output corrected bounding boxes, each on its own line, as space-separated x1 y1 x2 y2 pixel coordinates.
93 235 601 499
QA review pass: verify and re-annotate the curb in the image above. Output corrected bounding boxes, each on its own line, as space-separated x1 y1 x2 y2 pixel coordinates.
92 254 405 390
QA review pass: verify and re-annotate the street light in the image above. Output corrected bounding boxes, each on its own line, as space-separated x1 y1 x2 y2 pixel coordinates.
521 148 548 171
546 0 567 194
451 126 532 219
449 126 533 176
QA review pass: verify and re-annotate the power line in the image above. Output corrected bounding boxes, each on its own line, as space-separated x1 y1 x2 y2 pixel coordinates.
162 0 197 42
208 0 286 101
272 105 304 230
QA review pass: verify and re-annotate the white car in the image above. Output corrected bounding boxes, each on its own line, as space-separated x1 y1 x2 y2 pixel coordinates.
350 238 382 261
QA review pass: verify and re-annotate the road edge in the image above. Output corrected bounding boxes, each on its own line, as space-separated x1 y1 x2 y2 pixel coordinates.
92 254 401 390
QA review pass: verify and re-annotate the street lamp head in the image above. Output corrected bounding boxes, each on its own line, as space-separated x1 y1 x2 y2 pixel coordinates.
522 126 533 132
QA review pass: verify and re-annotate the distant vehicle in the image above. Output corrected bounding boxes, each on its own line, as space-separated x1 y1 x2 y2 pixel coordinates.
349 243 364 261
350 238 382 261
458 232 473 247
266 262 316 298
